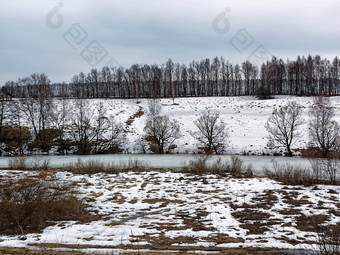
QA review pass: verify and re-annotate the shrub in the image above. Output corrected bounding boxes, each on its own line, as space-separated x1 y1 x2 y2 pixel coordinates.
65 158 148 174
0 175 90 235
310 158 339 185
8 156 50 170
230 155 244 174
0 125 31 154
312 218 340 255
185 154 213 175
8 157 28 170
255 85 272 100
265 163 314 186
27 128 62 152
183 155 252 176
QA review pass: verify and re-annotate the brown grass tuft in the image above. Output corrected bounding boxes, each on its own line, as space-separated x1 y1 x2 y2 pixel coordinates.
0 175 91 235
65 158 148 174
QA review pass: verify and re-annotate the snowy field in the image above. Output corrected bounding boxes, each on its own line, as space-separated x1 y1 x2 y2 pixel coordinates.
1 96 340 254
54 95 340 155
0 170 339 253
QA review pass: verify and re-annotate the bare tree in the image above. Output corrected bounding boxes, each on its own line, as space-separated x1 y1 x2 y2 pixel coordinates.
0 95 8 143
190 110 228 154
144 100 181 154
70 100 95 154
265 101 304 156
49 99 71 155
19 73 52 151
92 102 124 154
6 102 31 155
309 96 340 157
70 100 124 155
4 54 340 99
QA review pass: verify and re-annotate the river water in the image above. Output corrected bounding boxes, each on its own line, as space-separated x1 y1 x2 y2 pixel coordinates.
0 154 313 176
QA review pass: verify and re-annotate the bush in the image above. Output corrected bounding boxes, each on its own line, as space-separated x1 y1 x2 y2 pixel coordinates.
0 125 31 154
65 158 148 174
230 155 244 174
0 175 90 235
183 155 253 176
8 157 28 170
310 158 339 185
8 156 50 170
255 85 272 100
185 154 214 175
312 219 340 255
265 163 314 186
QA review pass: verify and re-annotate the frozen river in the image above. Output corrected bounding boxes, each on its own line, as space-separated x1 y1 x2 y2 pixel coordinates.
0 154 313 175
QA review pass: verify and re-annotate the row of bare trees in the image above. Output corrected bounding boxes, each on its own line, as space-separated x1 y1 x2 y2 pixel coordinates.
266 96 340 158
2 55 340 100
0 95 230 155
0 98 124 155
0 93 338 158
146 96 340 158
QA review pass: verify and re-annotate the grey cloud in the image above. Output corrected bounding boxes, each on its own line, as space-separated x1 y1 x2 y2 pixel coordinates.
0 0 338 85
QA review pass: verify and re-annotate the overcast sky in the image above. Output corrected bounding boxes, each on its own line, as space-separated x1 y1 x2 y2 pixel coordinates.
0 0 339 84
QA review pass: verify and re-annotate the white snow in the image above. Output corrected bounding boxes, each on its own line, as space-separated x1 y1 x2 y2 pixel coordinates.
43 95 340 155
0 169 339 253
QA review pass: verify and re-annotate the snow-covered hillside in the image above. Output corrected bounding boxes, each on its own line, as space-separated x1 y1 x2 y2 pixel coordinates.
61 96 340 155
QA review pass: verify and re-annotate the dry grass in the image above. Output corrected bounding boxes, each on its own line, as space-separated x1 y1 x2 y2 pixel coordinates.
1 167 338 255
64 158 148 174
264 163 314 186
314 222 340 255
231 208 272 235
0 248 88 255
0 247 284 255
182 155 253 176
0 175 92 235
8 156 50 170
23 243 284 255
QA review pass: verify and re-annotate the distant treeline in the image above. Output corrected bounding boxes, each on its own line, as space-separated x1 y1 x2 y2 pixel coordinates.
2 55 340 99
